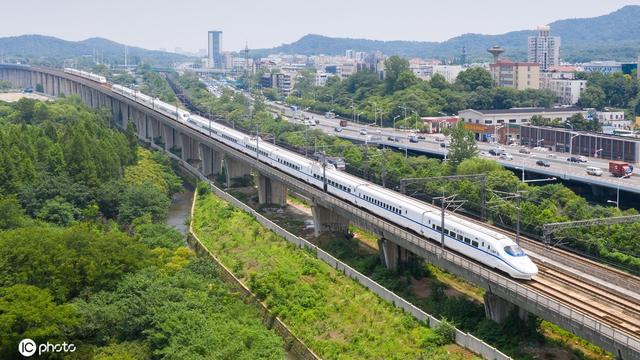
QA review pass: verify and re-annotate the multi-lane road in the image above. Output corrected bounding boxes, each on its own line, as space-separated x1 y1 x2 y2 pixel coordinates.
268 103 640 196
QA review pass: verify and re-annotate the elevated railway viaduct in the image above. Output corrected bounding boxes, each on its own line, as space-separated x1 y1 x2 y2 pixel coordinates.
1 64 639 359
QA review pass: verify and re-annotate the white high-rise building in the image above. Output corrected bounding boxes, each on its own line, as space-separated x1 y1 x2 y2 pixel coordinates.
528 25 560 71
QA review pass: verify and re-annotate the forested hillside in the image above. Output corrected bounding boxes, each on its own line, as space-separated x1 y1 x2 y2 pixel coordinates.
253 5 640 61
0 97 284 359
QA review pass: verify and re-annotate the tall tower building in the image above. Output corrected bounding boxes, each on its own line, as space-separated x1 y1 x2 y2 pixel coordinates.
207 31 223 68
528 25 560 71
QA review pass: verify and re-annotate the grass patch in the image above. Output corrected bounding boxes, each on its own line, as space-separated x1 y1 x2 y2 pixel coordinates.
193 192 478 360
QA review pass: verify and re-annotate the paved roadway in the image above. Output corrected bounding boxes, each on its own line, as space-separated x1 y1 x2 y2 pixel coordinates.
267 102 640 195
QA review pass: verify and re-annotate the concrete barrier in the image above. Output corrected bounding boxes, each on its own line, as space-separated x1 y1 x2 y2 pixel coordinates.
175 151 512 360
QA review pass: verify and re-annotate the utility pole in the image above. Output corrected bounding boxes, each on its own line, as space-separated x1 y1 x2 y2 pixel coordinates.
381 146 387 188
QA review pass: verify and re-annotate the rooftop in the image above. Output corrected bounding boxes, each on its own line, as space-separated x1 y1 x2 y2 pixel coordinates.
461 107 583 115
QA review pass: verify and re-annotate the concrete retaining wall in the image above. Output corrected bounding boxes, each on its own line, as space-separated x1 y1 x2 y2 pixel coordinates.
179 158 511 360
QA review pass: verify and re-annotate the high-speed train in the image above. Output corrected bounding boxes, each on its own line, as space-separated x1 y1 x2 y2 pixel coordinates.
112 84 191 122
64 68 107 84
113 84 538 280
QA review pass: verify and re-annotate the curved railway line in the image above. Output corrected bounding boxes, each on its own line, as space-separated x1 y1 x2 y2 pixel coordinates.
165 72 640 353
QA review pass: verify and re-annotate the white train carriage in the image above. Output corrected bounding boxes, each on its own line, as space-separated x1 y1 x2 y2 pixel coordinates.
111 82 538 280
64 68 107 84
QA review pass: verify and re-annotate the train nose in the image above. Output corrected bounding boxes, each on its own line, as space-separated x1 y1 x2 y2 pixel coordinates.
518 258 539 278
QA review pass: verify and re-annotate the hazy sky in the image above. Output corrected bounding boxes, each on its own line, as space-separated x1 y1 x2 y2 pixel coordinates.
1 0 638 52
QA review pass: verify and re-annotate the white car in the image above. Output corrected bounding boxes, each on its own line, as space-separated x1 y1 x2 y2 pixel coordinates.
359 128 368 135
500 153 514 160
586 166 603 176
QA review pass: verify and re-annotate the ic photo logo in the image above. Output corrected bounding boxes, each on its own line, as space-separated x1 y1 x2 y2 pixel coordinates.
18 338 76 357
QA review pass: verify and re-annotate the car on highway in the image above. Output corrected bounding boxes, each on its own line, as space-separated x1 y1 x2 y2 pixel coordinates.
359 128 368 135
417 134 426 140
586 166 603 176
518 147 531 154
500 153 513 160
334 127 342 133
567 156 581 163
536 160 551 167
409 135 419 143
489 148 505 156
435 135 446 142
578 155 587 162
387 135 400 142
440 141 449 148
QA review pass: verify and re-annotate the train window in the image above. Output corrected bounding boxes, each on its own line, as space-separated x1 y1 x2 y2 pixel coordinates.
457 234 463 241
432 224 435 229
504 245 526 257
481 242 484 247
471 241 478 247
464 237 471 244
436 226 442 232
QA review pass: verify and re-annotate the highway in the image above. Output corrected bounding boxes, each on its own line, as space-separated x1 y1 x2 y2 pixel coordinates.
268 102 640 196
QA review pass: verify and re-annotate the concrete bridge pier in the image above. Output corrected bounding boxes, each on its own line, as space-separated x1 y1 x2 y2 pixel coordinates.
162 124 176 150
378 238 415 271
484 292 528 324
311 201 350 238
199 144 223 177
150 118 163 146
257 174 287 206
180 134 200 164
224 158 252 187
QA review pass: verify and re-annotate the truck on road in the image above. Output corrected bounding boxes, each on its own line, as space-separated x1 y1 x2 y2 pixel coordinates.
339 119 348 127
609 161 634 177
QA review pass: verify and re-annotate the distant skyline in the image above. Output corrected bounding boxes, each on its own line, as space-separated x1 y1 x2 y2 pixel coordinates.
1 0 638 53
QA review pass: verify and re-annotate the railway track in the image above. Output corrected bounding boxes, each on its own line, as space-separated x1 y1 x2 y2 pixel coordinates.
167 74 640 344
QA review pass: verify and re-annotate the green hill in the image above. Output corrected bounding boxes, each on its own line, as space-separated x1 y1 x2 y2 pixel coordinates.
0 34 189 66
253 5 640 62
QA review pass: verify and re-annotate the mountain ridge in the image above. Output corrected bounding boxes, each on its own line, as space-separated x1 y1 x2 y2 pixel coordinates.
251 5 640 62
0 34 188 66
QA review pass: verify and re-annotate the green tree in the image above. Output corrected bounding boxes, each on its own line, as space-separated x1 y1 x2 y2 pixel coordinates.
0 285 80 359
118 185 170 223
455 67 493 91
577 86 606 110
383 56 411 93
0 196 26 230
447 121 478 168
37 196 80 226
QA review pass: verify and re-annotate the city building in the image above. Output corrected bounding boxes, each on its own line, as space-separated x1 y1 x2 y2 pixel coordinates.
433 65 463 83
527 25 560 71
597 110 629 129
540 71 586 105
520 125 640 162
581 61 622 74
315 72 335 86
261 72 294 97
207 31 223 69
490 60 540 90
421 116 459 133
458 107 587 142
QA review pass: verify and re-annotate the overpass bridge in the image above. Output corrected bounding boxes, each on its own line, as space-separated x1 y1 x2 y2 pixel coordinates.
1 64 639 359
268 103 640 197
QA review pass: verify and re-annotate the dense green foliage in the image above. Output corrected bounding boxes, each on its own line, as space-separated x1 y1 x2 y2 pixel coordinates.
139 65 177 103
0 98 284 359
193 192 474 359
577 71 640 118
320 236 607 359
275 56 556 126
